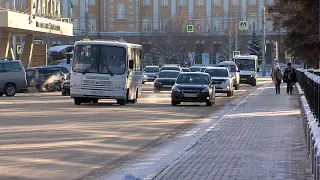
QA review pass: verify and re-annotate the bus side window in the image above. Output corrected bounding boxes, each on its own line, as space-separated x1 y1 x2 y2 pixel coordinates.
137 49 142 71
135 48 141 71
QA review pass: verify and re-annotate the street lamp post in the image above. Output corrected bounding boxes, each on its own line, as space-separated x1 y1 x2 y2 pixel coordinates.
261 6 266 77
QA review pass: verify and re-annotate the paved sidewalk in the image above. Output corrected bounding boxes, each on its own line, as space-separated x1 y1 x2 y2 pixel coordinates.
152 83 312 180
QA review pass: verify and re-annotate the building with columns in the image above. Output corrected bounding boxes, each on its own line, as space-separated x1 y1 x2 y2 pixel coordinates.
1 0 287 64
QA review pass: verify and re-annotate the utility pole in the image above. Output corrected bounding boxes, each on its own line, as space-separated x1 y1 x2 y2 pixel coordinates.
235 11 238 52
261 6 266 77
12 0 17 60
85 0 88 39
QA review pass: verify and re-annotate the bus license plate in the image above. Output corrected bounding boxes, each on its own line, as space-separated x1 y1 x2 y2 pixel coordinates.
90 91 103 96
184 93 197 97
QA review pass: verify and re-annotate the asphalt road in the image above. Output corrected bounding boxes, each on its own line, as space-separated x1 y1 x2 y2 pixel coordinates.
0 80 268 180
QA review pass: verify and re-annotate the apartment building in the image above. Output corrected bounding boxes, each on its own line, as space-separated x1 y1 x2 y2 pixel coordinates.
0 0 286 63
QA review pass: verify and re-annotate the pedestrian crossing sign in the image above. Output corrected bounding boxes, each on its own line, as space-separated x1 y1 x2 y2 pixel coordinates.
239 21 248 30
16 45 23 55
285 50 292 59
61 18 70 23
233 51 240 58
186 25 194 33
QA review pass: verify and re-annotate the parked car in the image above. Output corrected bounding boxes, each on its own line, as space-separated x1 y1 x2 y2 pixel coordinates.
0 59 27 96
189 66 201 72
205 67 234 97
218 61 240 90
61 73 71 96
37 65 71 76
171 72 215 106
154 70 180 93
142 66 159 84
48 59 73 66
181 67 191 72
48 45 74 63
25 68 46 90
26 67 66 91
160 65 181 72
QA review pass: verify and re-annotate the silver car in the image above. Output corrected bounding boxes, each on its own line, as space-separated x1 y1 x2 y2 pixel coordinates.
0 59 27 96
205 67 234 97
218 61 240 90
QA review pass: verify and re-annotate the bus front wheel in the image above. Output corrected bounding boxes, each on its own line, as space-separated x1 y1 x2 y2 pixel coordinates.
117 99 126 105
74 98 82 105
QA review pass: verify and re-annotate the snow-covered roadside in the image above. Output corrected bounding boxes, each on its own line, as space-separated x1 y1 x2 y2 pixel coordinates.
296 79 320 179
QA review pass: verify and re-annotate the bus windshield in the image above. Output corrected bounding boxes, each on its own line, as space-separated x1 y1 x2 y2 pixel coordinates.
235 59 255 71
72 45 126 75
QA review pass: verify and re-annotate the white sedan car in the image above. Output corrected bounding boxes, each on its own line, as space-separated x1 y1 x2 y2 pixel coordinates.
204 67 234 97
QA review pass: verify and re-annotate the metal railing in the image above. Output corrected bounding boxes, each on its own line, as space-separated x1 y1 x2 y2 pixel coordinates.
296 69 320 123
296 69 320 180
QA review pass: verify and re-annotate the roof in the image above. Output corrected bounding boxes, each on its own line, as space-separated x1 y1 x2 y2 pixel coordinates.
75 40 142 48
234 55 258 59
48 45 73 52
159 70 180 72
205 67 229 70
218 61 236 65
179 72 209 75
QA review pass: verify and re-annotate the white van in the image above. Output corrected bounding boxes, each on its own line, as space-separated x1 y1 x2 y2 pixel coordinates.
217 61 240 90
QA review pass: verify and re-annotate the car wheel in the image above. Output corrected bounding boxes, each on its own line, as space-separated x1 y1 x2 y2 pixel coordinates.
142 82 145 84
52 83 61 91
117 99 126 105
206 101 212 106
0 92 3 96
4 84 17 97
74 98 81 105
171 100 178 106
61 91 66 96
227 92 232 97
251 82 257 86
92 99 99 103
235 85 239 90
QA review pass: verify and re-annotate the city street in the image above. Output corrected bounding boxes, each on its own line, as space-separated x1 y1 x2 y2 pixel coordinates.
0 80 267 180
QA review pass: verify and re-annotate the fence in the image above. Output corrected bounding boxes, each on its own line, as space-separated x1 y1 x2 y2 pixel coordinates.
296 69 320 180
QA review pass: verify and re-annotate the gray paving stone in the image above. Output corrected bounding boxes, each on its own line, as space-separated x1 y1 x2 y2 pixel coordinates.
152 83 312 180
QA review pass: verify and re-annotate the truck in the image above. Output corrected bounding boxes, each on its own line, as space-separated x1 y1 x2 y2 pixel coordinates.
233 55 259 86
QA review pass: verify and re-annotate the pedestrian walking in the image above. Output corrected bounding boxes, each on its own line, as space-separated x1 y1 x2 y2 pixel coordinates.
272 66 282 94
283 63 297 94
271 67 274 80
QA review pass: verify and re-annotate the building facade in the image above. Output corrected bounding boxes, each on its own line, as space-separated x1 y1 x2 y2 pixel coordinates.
1 0 287 64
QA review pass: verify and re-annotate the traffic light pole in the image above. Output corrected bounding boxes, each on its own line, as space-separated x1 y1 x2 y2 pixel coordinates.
235 11 238 51
261 6 266 77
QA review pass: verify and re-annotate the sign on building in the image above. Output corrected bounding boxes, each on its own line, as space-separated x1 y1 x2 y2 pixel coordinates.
61 18 70 23
16 45 23 55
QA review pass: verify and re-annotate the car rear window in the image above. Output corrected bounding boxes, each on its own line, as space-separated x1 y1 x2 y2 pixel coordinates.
160 66 180 71
0 62 21 72
218 65 236 72
205 69 229 77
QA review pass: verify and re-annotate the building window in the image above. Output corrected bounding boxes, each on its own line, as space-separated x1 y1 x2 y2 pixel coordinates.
231 0 239 6
248 0 256 6
178 0 186 6
87 13 96 31
110 23 114 28
129 24 134 28
72 18 80 30
266 0 274 5
143 0 150 6
161 0 168 6
196 0 205 6
71 0 79 6
142 18 152 31
117 3 126 19
211 18 222 31
266 20 274 32
213 0 222 6
87 0 95 6
248 18 256 31
160 19 167 32
194 19 205 32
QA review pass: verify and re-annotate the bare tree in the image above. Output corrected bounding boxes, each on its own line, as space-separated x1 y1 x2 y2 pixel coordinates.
217 22 242 62
149 15 202 66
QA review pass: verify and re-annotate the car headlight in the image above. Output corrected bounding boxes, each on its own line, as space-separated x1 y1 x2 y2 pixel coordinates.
143 74 148 77
172 85 181 92
250 74 254 78
201 87 209 92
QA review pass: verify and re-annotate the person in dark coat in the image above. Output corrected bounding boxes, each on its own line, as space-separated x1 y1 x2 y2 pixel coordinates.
272 66 282 94
283 63 297 94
